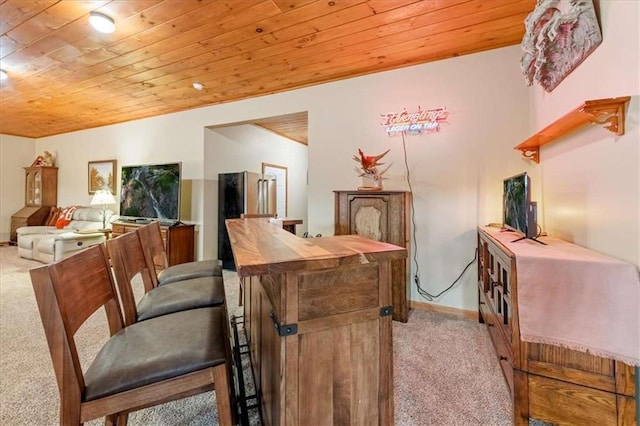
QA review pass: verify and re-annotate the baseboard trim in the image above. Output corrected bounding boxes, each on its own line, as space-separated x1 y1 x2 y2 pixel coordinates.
410 300 478 321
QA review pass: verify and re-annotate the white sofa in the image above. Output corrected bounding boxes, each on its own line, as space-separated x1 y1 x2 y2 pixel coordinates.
17 207 116 263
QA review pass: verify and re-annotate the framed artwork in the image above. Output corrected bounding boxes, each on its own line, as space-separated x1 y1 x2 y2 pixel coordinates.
521 0 602 92
88 159 117 194
262 162 288 217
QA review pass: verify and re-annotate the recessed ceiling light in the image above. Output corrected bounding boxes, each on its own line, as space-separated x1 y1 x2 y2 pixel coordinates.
0 69 8 81
89 11 115 34
192 82 204 91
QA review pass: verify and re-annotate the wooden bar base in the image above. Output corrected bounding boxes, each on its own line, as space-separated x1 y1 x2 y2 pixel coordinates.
228 219 406 425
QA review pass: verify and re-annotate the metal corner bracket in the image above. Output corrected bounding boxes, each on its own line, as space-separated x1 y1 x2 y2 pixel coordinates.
380 306 393 317
269 310 298 336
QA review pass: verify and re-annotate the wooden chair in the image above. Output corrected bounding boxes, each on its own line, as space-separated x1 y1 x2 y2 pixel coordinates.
30 244 235 425
106 230 225 326
137 221 223 286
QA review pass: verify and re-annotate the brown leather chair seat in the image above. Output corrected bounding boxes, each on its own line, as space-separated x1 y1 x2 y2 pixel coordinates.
136 276 225 321
85 307 226 401
106 231 226 326
156 258 223 286
137 222 223 286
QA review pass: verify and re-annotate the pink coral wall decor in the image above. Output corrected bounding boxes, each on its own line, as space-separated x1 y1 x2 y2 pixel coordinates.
521 0 602 92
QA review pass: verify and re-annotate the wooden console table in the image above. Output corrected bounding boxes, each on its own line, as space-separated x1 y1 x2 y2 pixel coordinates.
111 221 195 267
477 226 637 425
227 218 406 425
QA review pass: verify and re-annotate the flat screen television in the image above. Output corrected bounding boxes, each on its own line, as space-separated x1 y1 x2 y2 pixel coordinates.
502 172 542 243
120 162 181 223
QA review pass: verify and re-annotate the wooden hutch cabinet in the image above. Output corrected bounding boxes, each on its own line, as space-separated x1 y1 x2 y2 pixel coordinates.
334 190 411 322
10 166 58 244
477 226 636 425
111 221 196 268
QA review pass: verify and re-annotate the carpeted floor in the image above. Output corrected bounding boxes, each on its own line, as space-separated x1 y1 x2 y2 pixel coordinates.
0 245 512 425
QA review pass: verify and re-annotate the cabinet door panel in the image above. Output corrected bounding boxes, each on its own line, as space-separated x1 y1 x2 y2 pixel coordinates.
165 225 195 265
298 319 381 425
348 196 389 242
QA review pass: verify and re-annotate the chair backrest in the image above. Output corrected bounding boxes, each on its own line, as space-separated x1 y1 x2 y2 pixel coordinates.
136 221 167 286
105 231 155 326
30 244 125 397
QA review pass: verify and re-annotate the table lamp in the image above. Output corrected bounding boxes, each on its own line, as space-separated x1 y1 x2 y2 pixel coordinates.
90 189 116 230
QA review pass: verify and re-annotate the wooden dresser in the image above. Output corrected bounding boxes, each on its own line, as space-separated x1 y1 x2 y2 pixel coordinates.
477 226 637 425
111 221 195 267
227 218 406 426
334 190 411 322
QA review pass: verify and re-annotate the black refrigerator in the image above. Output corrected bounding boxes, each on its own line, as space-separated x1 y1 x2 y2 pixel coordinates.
218 171 277 269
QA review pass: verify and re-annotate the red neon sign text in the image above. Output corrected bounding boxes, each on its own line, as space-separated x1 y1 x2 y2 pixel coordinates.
380 106 448 135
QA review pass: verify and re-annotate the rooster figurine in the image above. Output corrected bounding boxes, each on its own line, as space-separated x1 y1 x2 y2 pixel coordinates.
353 148 391 190
353 148 390 174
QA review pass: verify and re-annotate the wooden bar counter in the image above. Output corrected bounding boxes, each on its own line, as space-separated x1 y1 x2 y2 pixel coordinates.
226 218 407 426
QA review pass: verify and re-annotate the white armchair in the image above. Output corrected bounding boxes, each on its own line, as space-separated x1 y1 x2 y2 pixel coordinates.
17 206 117 263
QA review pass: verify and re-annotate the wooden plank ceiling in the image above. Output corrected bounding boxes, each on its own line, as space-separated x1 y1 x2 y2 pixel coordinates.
0 0 535 140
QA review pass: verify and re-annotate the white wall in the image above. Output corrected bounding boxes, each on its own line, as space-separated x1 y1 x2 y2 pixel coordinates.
31 114 209 254
303 46 530 310
528 0 640 266
203 124 308 259
0 134 36 242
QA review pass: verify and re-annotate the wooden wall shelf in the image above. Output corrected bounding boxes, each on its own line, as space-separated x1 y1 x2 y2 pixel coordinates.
514 96 630 163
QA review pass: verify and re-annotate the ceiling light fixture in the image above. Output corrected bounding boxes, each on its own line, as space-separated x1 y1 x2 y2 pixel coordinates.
89 11 115 34
0 69 8 81
192 82 204 91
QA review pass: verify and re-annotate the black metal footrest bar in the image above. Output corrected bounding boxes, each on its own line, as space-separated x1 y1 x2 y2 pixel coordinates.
230 314 261 426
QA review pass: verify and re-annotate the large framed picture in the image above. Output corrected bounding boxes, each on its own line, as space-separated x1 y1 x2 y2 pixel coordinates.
88 159 117 194
262 162 288 218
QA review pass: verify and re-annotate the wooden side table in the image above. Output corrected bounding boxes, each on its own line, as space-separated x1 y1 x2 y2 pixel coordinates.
281 218 303 234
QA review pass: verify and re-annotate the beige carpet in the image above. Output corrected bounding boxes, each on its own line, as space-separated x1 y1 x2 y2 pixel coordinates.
0 245 512 425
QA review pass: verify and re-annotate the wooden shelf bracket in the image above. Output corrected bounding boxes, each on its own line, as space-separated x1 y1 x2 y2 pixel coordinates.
515 96 630 163
517 147 540 163
582 98 628 135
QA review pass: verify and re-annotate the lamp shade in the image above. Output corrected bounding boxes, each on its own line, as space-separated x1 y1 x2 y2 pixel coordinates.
91 189 116 206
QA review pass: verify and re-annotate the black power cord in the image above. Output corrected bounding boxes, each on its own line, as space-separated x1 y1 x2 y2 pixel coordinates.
401 133 477 301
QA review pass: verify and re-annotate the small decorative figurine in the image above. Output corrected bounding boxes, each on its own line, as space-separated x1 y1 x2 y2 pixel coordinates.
30 150 56 167
353 148 391 190
42 151 55 166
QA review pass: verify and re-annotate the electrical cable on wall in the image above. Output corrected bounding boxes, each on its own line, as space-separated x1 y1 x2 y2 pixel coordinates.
400 133 477 301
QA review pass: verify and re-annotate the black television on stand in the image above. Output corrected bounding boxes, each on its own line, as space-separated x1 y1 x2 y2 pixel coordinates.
119 162 181 226
502 172 545 244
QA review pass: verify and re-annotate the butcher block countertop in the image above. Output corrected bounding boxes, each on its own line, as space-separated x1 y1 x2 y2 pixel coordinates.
226 217 407 278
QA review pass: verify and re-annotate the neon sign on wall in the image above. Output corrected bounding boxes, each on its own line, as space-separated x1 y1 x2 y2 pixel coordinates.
380 106 449 135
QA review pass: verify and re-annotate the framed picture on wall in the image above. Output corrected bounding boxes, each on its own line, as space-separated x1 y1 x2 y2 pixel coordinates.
262 162 288 217
88 159 117 194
